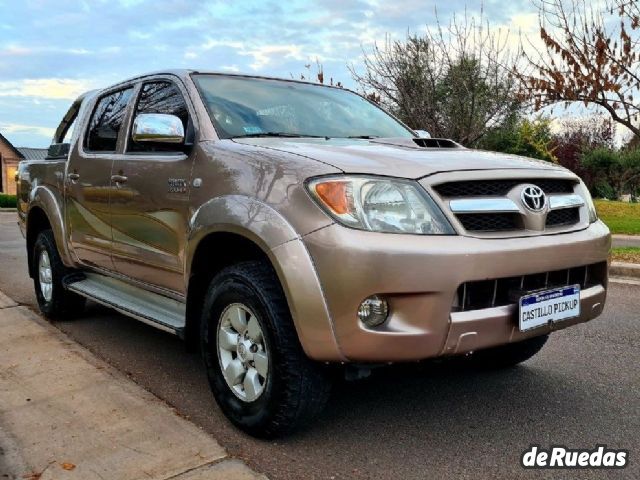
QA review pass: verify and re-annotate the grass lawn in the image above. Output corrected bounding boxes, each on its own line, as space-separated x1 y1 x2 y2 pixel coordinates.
594 200 640 235
611 247 640 264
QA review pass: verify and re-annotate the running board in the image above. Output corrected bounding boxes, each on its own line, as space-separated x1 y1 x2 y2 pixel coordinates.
65 273 186 336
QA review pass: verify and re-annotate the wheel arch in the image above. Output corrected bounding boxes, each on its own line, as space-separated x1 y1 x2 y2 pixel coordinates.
26 186 75 277
185 196 344 361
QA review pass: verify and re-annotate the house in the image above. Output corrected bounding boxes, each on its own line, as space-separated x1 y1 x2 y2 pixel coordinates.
0 133 47 195
0 132 22 195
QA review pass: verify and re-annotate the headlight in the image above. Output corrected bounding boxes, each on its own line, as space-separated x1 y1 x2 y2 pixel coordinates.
307 176 455 234
578 180 598 223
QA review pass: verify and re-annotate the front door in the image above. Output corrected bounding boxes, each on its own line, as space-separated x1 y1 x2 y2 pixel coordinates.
66 87 134 271
110 79 196 294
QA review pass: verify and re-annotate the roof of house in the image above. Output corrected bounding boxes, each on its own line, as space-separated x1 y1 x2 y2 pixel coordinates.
0 132 25 159
17 147 48 161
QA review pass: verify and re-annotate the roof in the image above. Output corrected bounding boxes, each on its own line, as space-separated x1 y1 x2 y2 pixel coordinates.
0 132 25 159
103 69 350 95
17 147 48 161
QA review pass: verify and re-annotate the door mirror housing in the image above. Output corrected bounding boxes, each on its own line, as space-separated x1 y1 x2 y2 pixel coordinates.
132 113 184 143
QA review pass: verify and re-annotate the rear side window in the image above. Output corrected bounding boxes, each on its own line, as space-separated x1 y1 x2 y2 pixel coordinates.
85 88 133 152
129 81 189 152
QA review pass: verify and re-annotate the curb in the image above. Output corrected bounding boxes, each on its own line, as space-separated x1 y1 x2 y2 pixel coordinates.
612 234 640 240
0 208 17 212
0 290 267 480
610 261 640 279
612 234 640 248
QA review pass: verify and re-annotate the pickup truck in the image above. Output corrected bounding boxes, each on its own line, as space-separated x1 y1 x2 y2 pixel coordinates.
17 70 611 437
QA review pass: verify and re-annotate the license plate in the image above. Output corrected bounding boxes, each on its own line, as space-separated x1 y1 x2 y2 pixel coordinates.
519 285 581 332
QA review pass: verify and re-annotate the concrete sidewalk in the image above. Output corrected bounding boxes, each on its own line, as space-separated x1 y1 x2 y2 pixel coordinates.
0 290 266 480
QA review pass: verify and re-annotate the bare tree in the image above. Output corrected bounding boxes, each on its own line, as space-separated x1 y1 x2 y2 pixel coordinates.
349 9 520 145
293 59 343 87
517 0 640 137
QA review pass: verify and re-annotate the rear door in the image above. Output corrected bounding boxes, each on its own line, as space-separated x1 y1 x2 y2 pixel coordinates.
65 87 134 270
109 78 197 294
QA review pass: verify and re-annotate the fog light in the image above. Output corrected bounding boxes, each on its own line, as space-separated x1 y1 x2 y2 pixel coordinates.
357 295 389 328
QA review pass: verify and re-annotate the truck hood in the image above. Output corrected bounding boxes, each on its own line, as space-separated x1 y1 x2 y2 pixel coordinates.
232 137 566 179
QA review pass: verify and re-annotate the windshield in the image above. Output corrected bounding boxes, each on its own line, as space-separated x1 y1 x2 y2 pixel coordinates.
192 74 414 139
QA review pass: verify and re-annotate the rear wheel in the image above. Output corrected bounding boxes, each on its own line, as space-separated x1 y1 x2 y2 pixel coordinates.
201 261 331 438
32 229 85 319
469 334 549 369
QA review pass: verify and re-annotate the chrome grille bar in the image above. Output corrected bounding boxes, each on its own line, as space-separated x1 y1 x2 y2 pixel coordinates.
449 198 520 213
548 194 584 210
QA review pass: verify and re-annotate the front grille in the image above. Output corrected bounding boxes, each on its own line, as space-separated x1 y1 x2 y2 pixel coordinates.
546 207 580 227
431 177 582 234
457 213 520 232
453 262 607 312
434 178 575 198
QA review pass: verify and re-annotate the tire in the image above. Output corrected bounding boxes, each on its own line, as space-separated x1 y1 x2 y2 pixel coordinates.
469 334 549 369
200 261 331 438
32 229 86 319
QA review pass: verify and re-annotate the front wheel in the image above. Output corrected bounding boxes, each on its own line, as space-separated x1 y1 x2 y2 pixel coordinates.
200 261 332 438
469 334 549 369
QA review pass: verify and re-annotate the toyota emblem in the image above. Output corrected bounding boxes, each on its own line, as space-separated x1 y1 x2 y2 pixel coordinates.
521 185 546 212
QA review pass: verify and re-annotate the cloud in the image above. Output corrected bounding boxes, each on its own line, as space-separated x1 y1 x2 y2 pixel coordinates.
0 122 55 139
0 44 32 56
240 44 307 70
0 79 95 100
510 13 539 33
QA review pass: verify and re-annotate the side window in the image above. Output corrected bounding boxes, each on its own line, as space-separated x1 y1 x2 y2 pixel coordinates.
62 117 76 144
47 100 81 159
129 81 189 153
85 88 133 152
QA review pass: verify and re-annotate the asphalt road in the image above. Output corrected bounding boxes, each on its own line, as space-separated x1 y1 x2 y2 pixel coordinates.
1 212 638 479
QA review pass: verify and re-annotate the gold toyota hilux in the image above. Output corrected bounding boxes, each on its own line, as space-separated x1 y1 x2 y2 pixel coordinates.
17 70 610 437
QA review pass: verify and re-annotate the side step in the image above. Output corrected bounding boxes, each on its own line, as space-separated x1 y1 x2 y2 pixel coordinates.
66 273 186 336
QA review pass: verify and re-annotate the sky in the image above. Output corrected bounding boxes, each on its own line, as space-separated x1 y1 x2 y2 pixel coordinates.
0 0 543 147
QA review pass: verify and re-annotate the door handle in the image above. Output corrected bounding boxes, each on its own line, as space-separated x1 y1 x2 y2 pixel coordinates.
111 174 128 185
68 173 80 182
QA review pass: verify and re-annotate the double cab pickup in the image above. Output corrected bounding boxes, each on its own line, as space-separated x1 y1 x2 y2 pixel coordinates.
17 70 611 437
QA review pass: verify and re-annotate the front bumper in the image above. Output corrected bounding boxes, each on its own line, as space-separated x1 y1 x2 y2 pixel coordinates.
302 220 610 362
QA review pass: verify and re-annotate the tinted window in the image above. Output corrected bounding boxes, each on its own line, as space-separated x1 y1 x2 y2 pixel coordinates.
129 82 189 152
192 75 413 139
85 89 133 152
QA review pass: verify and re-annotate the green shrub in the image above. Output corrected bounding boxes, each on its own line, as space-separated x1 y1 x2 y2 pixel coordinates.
0 194 17 208
593 181 616 200
477 116 557 162
581 147 640 199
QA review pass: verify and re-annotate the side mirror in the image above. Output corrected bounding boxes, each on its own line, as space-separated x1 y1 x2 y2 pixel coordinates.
414 129 431 139
132 113 184 143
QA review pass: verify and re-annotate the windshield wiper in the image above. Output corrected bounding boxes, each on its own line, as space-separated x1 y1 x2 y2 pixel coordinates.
345 135 381 139
232 132 328 139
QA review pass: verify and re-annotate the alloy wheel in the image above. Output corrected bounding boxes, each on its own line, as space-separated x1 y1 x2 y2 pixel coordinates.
217 303 269 402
